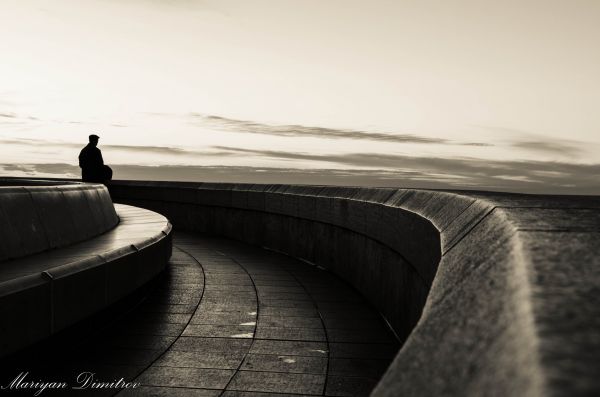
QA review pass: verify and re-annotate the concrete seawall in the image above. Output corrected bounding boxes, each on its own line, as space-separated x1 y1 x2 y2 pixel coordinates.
108 181 600 396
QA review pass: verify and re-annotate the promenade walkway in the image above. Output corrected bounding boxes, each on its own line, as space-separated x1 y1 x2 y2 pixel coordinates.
4 233 399 397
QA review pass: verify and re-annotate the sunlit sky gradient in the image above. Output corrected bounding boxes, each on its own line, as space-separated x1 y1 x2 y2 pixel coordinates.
1 0 599 193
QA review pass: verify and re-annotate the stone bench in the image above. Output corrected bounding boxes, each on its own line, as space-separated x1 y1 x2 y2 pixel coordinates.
0 183 119 261
0 181 172 358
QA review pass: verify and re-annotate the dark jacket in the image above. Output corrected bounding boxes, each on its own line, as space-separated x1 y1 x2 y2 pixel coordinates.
79 144 105 182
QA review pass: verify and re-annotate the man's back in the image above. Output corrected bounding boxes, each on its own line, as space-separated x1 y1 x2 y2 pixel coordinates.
79 143 104 182
79 144 103 168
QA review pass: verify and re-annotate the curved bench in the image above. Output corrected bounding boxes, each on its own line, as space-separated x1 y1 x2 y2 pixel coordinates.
108 181 600 397
0 182 118 261
0 181 172 358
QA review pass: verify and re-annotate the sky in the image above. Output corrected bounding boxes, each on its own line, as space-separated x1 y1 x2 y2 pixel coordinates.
1 0 599 194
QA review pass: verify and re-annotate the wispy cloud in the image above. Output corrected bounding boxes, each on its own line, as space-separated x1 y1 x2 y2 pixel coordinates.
1 131 598 194
214 145 596 173
1 163 80 177
0 110 124 127
210 145 600 194
477 124 590 158
0 137 244 163
105 144 189 155
0 111 38 121
511 141 583 157
3 153 599 195
191 113 490 146
0 137 226 157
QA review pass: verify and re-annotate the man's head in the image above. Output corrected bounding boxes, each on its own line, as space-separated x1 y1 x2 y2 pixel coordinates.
89 134 100 146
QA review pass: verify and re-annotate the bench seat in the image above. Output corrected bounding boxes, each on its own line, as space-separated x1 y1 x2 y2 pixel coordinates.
0 204 172 358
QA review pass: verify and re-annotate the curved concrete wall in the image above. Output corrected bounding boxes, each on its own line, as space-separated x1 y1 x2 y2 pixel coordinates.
108 181 600 397
0 182 118 262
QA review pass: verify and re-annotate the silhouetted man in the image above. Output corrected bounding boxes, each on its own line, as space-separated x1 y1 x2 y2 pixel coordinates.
79 134 112 183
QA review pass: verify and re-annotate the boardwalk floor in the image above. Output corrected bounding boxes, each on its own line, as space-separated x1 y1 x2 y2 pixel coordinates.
2 233 399 397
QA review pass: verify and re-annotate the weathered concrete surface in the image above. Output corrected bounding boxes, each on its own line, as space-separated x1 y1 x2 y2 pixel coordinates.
0 182 118 261
108 181 600 397
0 204 172 358
3 234 398 397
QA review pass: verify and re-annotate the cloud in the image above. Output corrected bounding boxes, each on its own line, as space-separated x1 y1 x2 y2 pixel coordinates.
3 155 599 195
0 163 80 178
210 146 600 194
191 113 490 146
1 164 34 172
476 124 590 158
0 111 38 121
0 137 233 157
104 144 189 155
0 110 118 126
1 136 597 194
511 141 583 157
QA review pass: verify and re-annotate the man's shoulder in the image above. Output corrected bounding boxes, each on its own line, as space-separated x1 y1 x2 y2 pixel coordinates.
81 144 100 152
